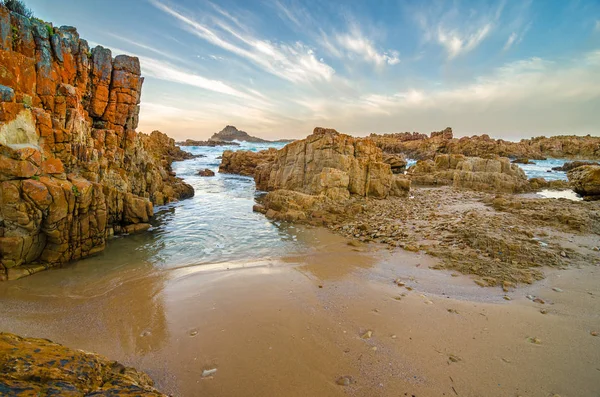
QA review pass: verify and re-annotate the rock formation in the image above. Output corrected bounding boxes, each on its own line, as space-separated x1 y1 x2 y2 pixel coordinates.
409 154 530 193
568 165 600 200
0 332 166 396
249 128 410 221
552 161 600 172
370 128 600 160
256 128 410 200
0 5 193 280
177 138 239 147
209 125 268 143
209 125 294 144
218 148 277 177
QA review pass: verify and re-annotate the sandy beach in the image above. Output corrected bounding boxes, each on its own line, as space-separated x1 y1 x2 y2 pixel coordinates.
1 226 598 396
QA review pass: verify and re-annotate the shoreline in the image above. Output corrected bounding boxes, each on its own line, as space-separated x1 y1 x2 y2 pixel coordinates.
1 225 598 396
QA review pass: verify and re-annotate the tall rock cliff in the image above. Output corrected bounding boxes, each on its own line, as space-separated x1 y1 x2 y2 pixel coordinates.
0 5 193 280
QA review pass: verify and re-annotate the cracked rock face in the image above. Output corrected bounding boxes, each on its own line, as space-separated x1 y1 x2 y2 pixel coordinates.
0 5 193 280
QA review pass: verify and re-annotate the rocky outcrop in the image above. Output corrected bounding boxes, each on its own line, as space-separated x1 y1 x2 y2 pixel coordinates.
370 128 600 160
218 148 277 177
409 154 529 193
568 165 600 200
0 5 193 280
0 332 166 396
552 161 600 172
177 138 239 147
209 125 294 144
256 127 410 200
209 125 268 143
251 128 410 222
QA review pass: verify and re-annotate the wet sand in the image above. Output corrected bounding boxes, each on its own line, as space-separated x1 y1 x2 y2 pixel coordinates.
0 227 599 396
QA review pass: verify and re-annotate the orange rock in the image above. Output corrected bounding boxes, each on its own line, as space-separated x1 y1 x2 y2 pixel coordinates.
0 155 38 179
41 158 65 174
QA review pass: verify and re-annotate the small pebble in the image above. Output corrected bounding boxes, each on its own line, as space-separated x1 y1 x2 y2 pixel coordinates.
552 287 563 292
448 354 461 363
533 298 545 304
189 330 198 337
591 331 599 337
540 309 548 314
336 376 352 386
503 296 511 301
527 336 542 345
201 368 217 377
361 330 373 339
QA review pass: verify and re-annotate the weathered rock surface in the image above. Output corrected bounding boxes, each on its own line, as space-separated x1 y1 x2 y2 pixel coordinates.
0 332 167 396
370 128 600 160
0 5 193 280
382 153 407 174
256 127 409 199
249 128 410 222
218 148 277 177
552 161 600 172
568 165 600 200
409 154 529 193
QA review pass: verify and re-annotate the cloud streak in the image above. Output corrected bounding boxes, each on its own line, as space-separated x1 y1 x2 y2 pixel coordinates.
149 0 334 84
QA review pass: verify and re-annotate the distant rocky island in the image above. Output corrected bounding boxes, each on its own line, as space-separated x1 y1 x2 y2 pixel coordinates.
177 125 294 146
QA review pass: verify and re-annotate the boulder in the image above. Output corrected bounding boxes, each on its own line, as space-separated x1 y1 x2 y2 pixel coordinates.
568 165 600 200
198 168 215 177
0 332 167 396
219 148 277 176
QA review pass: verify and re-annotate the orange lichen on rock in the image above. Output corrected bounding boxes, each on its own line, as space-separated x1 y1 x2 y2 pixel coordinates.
0 4 194 280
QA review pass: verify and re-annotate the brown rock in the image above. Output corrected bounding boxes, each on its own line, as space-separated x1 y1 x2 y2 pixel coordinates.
409 154 529 193
0 9 194 280
219 148 277 176
568 165 600 200
0 332 167 396
198 168 215 177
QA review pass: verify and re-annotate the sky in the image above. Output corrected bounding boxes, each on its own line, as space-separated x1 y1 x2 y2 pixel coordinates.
27 0 600 141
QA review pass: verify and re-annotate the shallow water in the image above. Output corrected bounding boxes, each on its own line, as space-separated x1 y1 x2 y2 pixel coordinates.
150 141 300 268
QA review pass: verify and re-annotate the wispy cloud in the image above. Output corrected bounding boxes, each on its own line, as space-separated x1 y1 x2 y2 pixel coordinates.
503 32 518 51
334 27 400 66
595 20 600 32
149 0 334 84
140 57 260 100
437 24 491 59
414 2 506 59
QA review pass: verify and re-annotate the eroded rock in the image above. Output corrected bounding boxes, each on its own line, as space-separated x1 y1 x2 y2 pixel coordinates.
0 332 167 396
0 5 193 279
